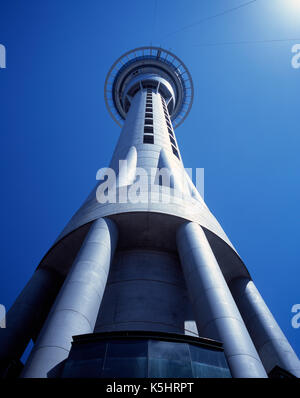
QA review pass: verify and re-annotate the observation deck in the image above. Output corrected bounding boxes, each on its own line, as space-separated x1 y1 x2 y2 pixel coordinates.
104 46 194 129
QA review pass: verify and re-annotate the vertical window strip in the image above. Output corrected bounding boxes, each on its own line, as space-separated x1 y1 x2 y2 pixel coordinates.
143 93 154 144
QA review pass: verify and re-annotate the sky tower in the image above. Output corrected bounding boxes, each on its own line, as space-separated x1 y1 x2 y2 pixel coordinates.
1 46 299 379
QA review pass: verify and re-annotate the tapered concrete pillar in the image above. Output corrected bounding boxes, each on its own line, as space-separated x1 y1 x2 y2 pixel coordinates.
230 277 300 377
0 268 63 375
176 222 267 378
21 217 118 378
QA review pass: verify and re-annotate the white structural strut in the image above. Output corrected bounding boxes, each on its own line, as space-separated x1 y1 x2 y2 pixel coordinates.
230 278 300 377
176 222 267 378
0 268 62 369
21 217 118 378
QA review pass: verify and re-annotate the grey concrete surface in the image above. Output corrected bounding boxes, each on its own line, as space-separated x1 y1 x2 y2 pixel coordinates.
177 222 267 378
230 277 300 377
21 217 118 378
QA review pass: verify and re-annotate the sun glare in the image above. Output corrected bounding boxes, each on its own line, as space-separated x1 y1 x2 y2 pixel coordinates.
285 0 300 13
272 0 300 29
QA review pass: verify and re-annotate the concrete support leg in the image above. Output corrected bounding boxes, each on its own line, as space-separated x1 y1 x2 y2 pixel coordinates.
21 217 118 378
176 222 267 378
230 277 300 377
0 268 63 375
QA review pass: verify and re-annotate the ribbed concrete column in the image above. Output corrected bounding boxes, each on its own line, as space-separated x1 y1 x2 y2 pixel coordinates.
0 268 63 375
230 277 300 377
176 222 267 378
21 217 118 378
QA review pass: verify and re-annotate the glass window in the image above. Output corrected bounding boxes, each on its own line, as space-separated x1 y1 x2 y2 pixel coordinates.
148 358 193 378
106 339 148 358
148 340 193 377
62 359 103 378
168 127 174 136
61 335 231 378
101 340 148 378
101 357 147 378
189 344 231 378
68 341 106 361
169 135 176 147
189 344 228 368
172 146 180 159
144 126 153 134
144 135 154 144
191 362 231 378
149 340 190 361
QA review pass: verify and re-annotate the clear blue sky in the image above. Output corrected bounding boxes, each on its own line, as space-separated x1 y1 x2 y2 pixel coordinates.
0 0 299 361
